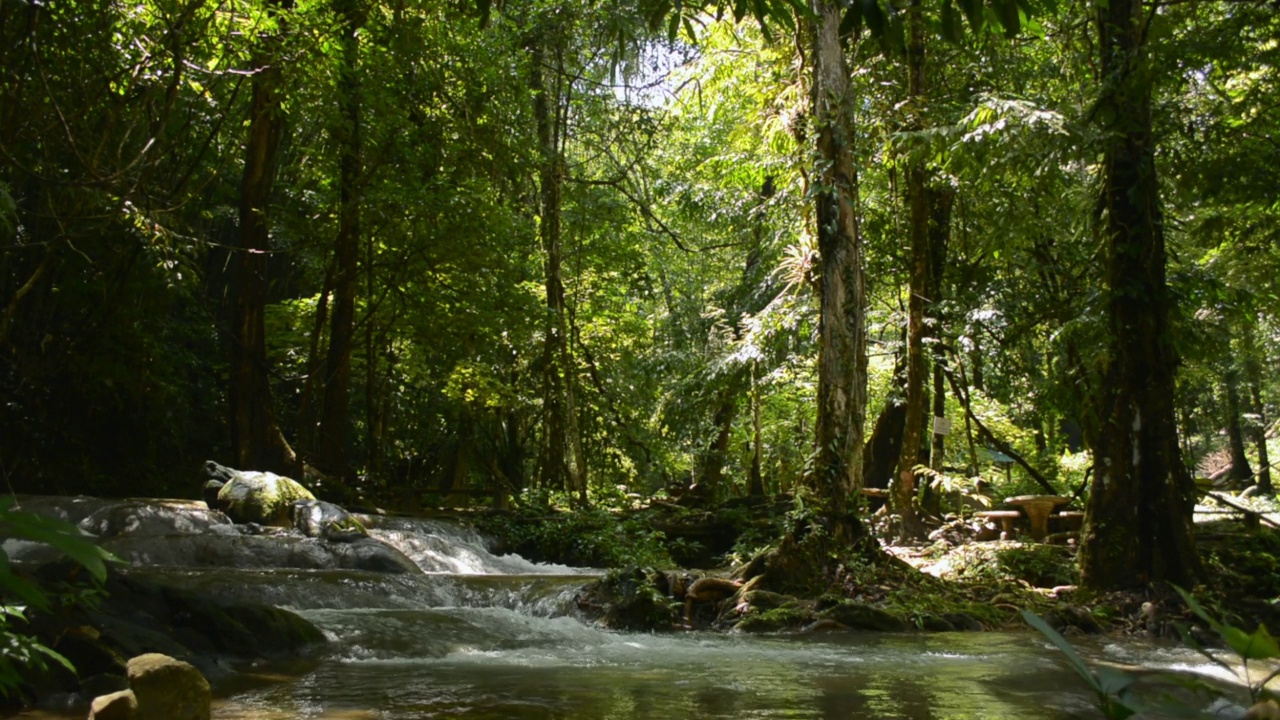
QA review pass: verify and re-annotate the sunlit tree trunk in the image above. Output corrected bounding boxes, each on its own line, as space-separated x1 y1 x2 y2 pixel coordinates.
808 0 868 540
1242 320 1272 493
892 0 928 537
317 0 364 478
530 32 586 504
229 0 298 474
1079 0 1199 590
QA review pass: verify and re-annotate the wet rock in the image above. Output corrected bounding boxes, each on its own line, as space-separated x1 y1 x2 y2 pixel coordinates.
88 689 137 720
328 538 419 573
1044 606 1102 635
941 612 984 631
79 673 131 701
921 615 956 632
577 568 679 632
201 481 224 511
734 607 812 633
802 618 850 633
79 501 232 538
126 653 210 720
290 499 367 541
206 461 315 527
815 600 909 632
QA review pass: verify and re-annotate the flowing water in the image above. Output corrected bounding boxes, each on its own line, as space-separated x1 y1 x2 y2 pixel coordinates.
11 508 1253 719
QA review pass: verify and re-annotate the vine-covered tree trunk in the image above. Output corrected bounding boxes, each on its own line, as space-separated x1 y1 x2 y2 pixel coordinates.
808 0 867 540
892 0 928 537
317 0 365 477
1080 0 1199 590
530 33 585 503
230 0 298 474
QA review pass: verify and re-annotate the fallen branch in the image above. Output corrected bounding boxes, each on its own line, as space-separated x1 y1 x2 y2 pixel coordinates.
943 365 1058 495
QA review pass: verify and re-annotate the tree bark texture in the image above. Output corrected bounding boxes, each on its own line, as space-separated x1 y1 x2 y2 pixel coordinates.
1080 0 1199 590
809 0 868 539
891 0 927 536
317 0 364 477
530 33 585 502
230 0 298 474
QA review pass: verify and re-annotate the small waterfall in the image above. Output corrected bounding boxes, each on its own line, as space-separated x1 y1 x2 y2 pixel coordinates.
360 515 589 576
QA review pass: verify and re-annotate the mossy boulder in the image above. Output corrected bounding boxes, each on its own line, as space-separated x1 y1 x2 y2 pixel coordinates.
578 567 679 632
126 653 210 720
214 470 315 527
734 607 813 633
816 600 909 632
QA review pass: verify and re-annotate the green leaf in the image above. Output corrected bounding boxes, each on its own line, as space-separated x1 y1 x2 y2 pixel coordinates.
1227 624 1280 661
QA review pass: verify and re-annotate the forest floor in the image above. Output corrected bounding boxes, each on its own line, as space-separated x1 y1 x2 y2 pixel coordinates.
471 494 1280 641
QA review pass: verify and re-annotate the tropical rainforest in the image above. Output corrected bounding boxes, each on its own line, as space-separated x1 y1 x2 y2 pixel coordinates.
2 0 1279 599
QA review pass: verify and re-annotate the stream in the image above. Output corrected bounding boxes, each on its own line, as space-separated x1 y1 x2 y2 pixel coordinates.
9 504 1252 719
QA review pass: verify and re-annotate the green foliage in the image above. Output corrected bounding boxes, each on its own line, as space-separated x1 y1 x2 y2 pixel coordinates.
475 503 674 569
939 542 1078 588
0 498 117 698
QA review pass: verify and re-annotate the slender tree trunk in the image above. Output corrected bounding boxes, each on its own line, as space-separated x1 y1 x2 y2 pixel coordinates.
1243 319 1272 493
925 186 953 515
230 0 298 474
750 359 765 497
892 0 928 537
808 0 868 540
1080 0 1199 590
1224 371 1253 483
700 389 736 498
296 264 334 457
1251 384 1272 495
317 0 364 478
530 33 584 502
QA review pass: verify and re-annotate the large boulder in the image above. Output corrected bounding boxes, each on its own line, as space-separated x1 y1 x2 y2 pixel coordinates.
79 501 233 538
207 461 315 527
125 653 210 720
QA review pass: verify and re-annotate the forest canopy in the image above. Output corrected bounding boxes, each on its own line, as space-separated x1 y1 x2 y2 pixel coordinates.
1 0 1277 589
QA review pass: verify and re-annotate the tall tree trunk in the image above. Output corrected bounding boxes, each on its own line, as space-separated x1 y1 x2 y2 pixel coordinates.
701 389 736 498
924 185 953 515
1080 0 1199 590
749 359 765 497
1242 319 1272 493
230 0 298 474
296 263 334 457
1224 370 1253 483
808 0 868 540
1251 381 1272 495
892 0 928 537
317 0 364 478
530 34 585 503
